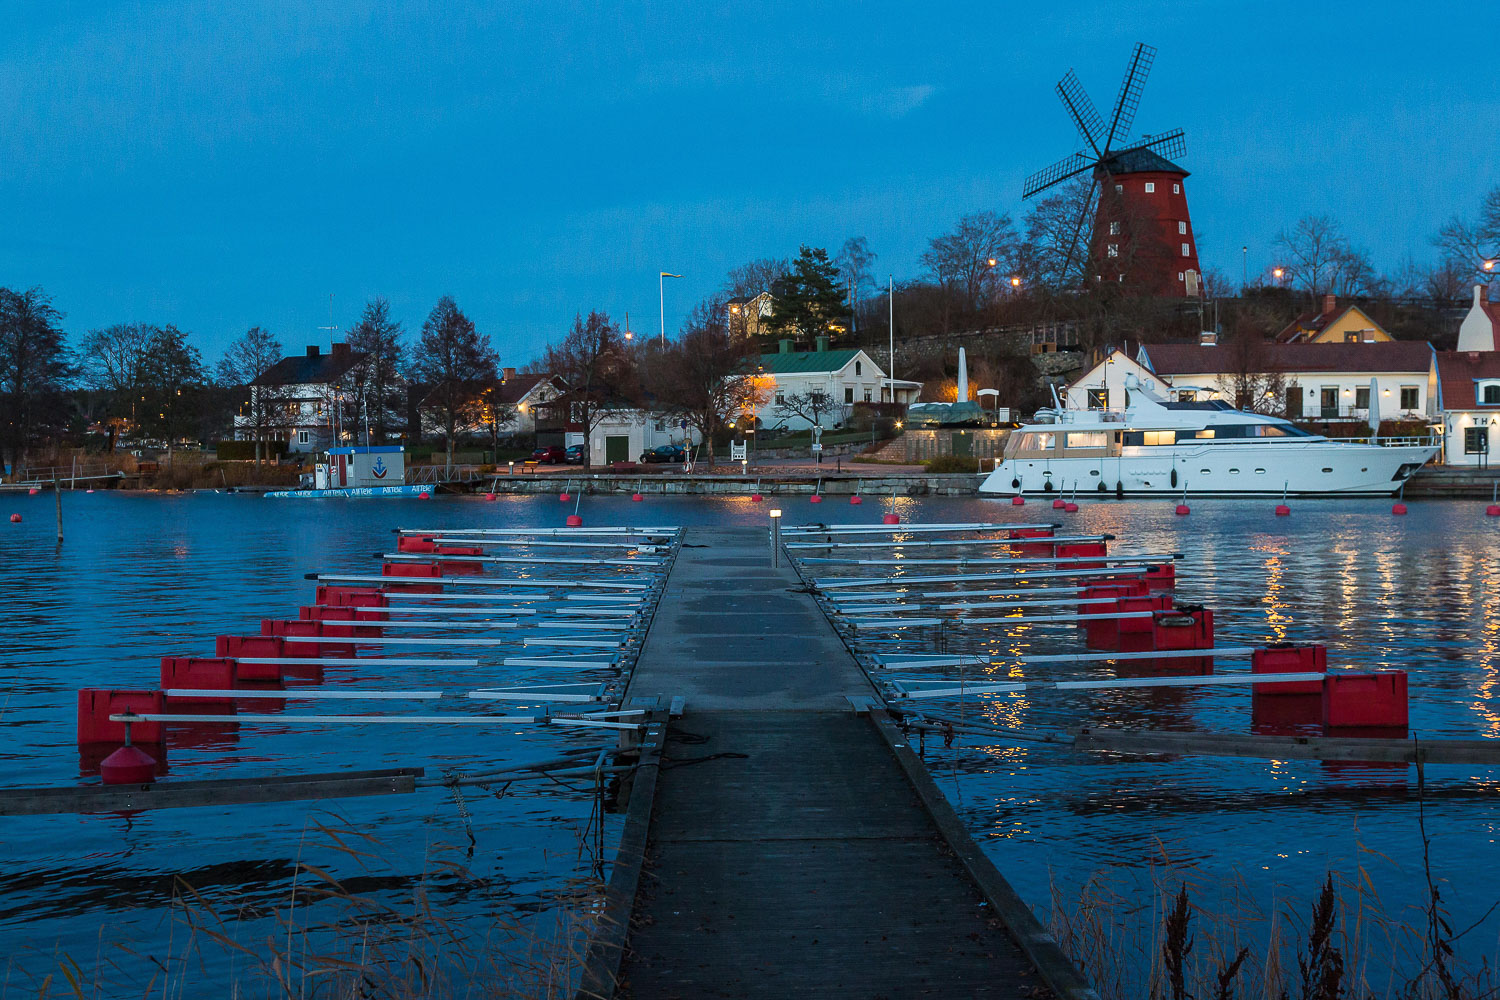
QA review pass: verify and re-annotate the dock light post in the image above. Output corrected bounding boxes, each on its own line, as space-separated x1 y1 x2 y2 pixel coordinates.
508 460 515 476
769 508 783 567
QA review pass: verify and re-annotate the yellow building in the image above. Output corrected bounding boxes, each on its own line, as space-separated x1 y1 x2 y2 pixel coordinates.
1276 294 1393 344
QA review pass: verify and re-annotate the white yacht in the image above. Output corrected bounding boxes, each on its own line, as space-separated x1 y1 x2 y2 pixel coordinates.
979 376 1436 498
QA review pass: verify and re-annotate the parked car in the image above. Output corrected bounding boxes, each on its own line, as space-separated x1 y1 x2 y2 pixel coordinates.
564 444 586 465
531 445 567 463
639 444 687 464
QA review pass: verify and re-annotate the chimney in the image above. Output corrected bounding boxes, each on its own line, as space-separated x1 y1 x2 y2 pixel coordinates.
779 338 794 354
1199 331 1218 346
1477 284 1488 306
331 342 351 359
815 334 830 353
503 366 516 381
1321 293 1337 316
306 345 321 358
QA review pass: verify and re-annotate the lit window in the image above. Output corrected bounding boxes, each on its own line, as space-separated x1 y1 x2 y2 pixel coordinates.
1144 182 1156 193
1178 221 1187 235
1181 243 1191 257
1107 243 1119 258
1108 221 1120 235
1173 183 1180 194
1143 430 1176 446
1065 431 1108 448
1177 390 1197 402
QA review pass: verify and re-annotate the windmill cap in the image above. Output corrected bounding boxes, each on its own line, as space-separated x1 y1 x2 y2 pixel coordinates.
1096 146 1188 176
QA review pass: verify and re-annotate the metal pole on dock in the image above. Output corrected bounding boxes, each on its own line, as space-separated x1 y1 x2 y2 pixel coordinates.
52 471 62 544
769 508 782 567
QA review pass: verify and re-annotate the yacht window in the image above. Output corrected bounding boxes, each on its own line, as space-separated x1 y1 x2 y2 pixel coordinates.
1143 430 1176 446
1065 431 1108 449
1194 429 1215 438
1176 390 1196 402
1255 468 1267 474
1322 467 1333 473
1016 432 1056 451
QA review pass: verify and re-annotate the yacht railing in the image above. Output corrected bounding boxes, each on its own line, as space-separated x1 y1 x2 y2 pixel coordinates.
1337 435 1439 448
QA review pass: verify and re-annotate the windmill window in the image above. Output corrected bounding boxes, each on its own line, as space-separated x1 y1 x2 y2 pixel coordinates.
1181 243 1191 257
1113 184 1122 194
1178 221 1187 235
1107 244 1119 258
1144 182 1156 193
1178 271 1185 280
1108 221 1120 235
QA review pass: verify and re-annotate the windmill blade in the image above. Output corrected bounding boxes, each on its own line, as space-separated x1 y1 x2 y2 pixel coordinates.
1112 129 1187 165
1103 42 1156 151
1023 151 1096 200
1056 70 1105 155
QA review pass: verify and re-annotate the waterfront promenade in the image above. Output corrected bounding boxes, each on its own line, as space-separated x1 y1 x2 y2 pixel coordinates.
582 526 1092 999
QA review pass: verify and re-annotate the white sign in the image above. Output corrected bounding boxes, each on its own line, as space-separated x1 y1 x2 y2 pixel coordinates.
730 441 747 461
811 443 823 453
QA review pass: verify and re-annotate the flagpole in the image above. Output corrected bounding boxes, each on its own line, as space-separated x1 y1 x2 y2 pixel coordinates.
887 275 895 402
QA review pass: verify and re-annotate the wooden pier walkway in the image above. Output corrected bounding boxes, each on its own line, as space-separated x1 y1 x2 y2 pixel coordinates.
582 526 1093 999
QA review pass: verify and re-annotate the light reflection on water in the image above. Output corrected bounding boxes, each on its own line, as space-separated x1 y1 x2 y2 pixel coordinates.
1 491 1499 987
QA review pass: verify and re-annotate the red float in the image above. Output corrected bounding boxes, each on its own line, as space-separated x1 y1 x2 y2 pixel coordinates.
160 657 237 705
1275 504 1291 516
100 745 158 785
1392 503 1408 516
1056 541 1107 570
396 536 437 553
418 491 431 499
882 514 900 525
77 689 165 744
7 514 18 523
850 496 862 505
1488 504 1500 517
382 562 442 579
485 492 497 501
1011 496 1025 506
751 493 764 502
1322 672 1408 729
316 586 387 608
810 495 823 504
1052 498 1066 509
1250 644 1326 696
1175 504 1190 516
1064 502 1079 513
566 514 583 527
632 493 644 502
559 492 571 502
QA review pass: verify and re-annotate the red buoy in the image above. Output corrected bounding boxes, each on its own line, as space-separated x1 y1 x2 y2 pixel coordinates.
1064 502 1079 513
1489 504 1500 517
882 513 900 525
418 491 431 499
484 492 497 501
810 495 823 504
100 744 157 785
27 488 39 496
566 514 583 527
1392 503 1407 515
1011 496 1025 506
751 493 764 502
849 496 862 505
559 492 570 502
7 514 18 523
1175 504 1190 516
1275 504 1291 516
1052 498 1066 509
631 493 644 502
86 489 95 494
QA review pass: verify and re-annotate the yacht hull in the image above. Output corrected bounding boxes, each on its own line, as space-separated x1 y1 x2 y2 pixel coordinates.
978 442 1436 497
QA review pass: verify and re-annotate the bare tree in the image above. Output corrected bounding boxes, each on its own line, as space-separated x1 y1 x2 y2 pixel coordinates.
79 322 156 449
0 286 74 473
345 297 405 442
540 311 635 470
836 237 876 337
218 326 288 465
922 211 1018 330
1432 185 1500 285
1213 330 1291 415
410 296 499 472
1275 215 1371 307
1018 177 1095 290
643 299 767 467
723 257 790 299
777 389 841 430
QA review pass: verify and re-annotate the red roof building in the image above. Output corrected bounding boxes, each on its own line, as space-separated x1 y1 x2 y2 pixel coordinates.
1435 349 1500 466
1089 148 1201 298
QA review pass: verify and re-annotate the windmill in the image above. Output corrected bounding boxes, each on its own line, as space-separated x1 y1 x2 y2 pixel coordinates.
1024 43 1200 297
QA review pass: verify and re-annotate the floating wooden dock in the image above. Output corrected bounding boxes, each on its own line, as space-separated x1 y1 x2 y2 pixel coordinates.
577 526 1094 999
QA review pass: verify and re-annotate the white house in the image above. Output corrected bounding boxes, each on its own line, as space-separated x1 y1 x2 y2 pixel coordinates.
1134 339 1438 422
1436 350 1500 466
1456 284 1500 353
236 343 369 454
497 369 563 437
586 409 702 466
1064 349 1167 409
757 339 921 431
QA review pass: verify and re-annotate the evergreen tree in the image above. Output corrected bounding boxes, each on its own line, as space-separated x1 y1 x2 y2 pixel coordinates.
765 245 848 347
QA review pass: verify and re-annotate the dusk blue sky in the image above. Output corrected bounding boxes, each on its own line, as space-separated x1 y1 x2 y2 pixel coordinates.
3 2 1496 364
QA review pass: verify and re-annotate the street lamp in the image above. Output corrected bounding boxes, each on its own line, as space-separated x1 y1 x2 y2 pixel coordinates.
1272 267 1285 284
659 271 682 346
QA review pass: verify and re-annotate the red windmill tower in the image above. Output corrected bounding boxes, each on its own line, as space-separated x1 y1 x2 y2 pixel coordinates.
1023 43 1201 297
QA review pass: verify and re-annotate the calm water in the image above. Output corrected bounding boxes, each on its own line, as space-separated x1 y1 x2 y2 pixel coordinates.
1 491 1498 992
